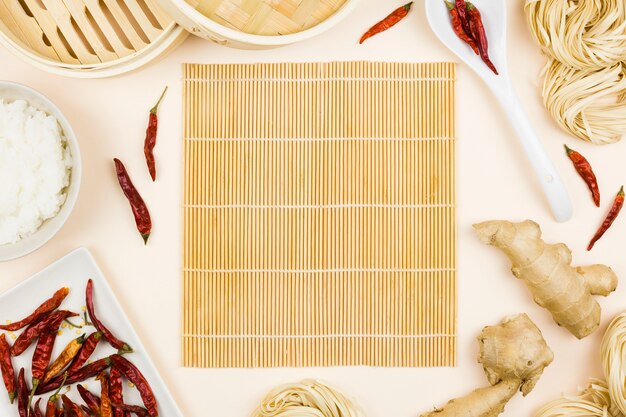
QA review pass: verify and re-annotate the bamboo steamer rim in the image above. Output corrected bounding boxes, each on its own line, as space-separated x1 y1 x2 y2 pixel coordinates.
0 23 187 78
0 1 189 78
159 0 362 46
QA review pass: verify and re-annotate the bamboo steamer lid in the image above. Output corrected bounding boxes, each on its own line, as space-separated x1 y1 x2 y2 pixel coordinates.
0 0 188 78
154 0 361 48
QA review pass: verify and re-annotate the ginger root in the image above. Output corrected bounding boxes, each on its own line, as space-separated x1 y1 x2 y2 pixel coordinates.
421 314 553 417
474 220 618 339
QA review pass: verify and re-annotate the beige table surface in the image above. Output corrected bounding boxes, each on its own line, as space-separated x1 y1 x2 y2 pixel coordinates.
2 1 626 416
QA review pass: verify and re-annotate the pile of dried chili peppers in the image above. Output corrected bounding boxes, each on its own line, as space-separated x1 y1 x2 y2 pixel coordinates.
445 0 498 74
563 145 624 250
0 281 160 417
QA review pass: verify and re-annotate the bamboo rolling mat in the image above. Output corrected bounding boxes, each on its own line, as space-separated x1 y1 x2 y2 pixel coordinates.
183 62 457 368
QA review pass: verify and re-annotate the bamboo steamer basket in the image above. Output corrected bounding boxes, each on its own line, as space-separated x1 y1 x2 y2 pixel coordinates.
0 0 188 78
155 0 361 48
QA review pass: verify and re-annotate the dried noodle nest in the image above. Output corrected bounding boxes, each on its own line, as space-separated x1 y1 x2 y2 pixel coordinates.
251 380 364 417
542 60 626 145
534 380 623 417
525 0 626 71
525 0 626 144
602 313 626 416
534 312 626 417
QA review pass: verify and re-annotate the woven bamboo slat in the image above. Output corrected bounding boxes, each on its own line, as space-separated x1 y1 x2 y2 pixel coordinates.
183 62 457 368
0 0 174 65
188 0 348 35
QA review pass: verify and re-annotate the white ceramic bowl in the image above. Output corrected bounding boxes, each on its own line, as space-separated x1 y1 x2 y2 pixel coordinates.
0 82 81 261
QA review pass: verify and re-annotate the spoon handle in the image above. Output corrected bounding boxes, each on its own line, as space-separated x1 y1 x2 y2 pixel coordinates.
492 81 573 222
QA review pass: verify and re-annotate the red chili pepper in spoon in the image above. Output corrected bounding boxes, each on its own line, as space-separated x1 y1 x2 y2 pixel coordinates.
454 0 471 35
445 1 479 54
466 2 498 75
360 2 413 44
114 158 152 244
86 279 132 353
564 145 600 207
0 333 16 403
110 355 158 417
0 288 69 331
588 186 624 251
144 87 167 182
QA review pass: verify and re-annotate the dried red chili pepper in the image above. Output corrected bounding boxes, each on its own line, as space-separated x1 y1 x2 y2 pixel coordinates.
42 334 86 384
45 373 67 417
444 1 479 54
144 87 167 182
38 357 112 395
97 372 113 417
359 2 413 44
17 368 29 417
454 0 471 36
588 186 624 251
110 355 158 417
564 145 601 207
0 333 16 403
112 404 149 417
32 332 57 386
110 367 125 417
65 332 102 377
30 330 60 410
12 310 78 356
62 394 88 417
466 2 498 75
86 280 132 353
113 158 152 244
0 288 69 331
77 384 101 416
34 398 44 417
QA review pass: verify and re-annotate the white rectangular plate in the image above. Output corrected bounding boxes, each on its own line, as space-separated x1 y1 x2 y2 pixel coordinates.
0 248 181 416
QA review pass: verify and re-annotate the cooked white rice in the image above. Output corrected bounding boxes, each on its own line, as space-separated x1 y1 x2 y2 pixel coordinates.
0 99 72 245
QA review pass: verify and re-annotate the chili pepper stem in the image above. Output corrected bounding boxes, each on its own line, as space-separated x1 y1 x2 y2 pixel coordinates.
9 391 14 404
564 144 574 155
28 380 40 416
64 319 83 329
142 233 150 245
118 344 134 354
150 87 168 115
403 2 413 11
444 0 455 10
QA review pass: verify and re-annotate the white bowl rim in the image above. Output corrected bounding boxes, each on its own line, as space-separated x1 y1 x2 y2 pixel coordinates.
166 0 361 46
0 81 82 261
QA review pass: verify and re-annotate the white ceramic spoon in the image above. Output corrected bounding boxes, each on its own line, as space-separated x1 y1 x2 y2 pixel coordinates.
425 0 572 222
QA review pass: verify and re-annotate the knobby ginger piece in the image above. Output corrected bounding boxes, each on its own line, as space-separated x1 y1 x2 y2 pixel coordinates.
421 314 553 417
474 220 618 339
